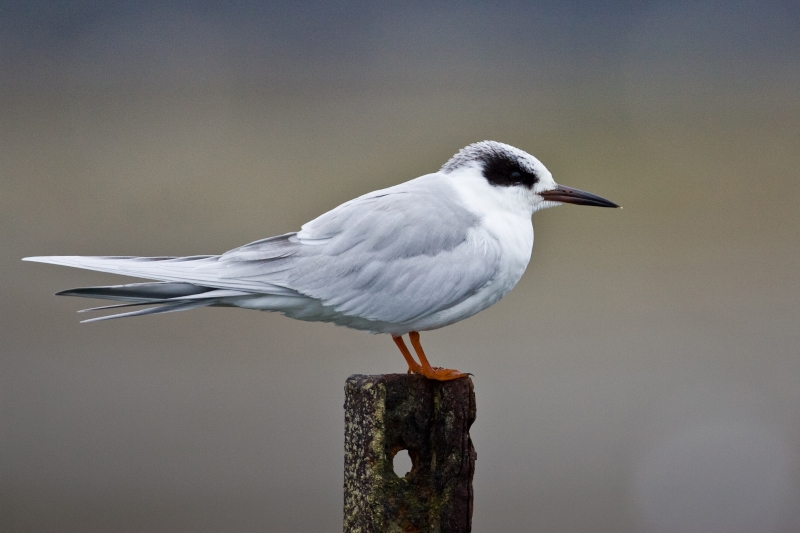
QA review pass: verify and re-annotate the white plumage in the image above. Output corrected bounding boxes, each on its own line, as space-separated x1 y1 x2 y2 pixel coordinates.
25 141 618 380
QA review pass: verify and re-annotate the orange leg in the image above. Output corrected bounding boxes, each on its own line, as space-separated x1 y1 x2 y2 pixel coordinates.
408 331 468 381
393 335 422 374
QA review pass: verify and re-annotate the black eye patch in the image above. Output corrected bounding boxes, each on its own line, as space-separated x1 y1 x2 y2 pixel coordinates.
481 153 537 188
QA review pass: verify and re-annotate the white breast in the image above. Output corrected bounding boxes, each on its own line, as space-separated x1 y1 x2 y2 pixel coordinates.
403 166 535 331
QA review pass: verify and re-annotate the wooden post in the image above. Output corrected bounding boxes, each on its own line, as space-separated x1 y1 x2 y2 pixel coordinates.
343 374 476 533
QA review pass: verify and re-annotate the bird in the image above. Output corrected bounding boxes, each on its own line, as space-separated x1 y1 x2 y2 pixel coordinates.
24 141 619 380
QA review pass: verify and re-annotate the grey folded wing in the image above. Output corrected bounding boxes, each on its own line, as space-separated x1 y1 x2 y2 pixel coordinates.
222 176 502 324
26 176 502 326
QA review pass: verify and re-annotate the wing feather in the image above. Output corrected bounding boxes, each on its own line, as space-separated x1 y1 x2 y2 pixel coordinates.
26 174 503 326
280 175 500 324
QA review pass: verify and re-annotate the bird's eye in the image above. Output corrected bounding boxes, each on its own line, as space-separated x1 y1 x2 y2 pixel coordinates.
509 171 521 181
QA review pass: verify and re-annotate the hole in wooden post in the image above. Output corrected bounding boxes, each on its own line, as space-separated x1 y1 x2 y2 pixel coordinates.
392 449 412 478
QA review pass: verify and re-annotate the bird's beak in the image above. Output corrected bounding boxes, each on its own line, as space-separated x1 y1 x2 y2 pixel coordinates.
540 185 620 208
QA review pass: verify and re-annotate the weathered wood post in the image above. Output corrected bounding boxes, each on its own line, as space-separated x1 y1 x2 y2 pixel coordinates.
344 374 476 533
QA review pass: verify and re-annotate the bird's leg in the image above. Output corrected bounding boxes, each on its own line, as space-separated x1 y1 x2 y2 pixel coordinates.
393 335 422 374
408 331 468 381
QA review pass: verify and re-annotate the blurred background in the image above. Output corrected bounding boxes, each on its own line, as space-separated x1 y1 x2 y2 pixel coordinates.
2 1 799 531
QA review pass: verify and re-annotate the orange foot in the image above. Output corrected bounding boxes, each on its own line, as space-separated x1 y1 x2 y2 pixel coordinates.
409 331 469 381
419 365 468 381
392 333 469 381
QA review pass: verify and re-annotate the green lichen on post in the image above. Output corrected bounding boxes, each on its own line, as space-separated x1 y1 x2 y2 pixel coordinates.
344 374 476 533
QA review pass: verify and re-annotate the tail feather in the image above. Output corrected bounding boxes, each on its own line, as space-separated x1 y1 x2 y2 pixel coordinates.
57 282 216 302
23 248 302 322
22 255 221 286
80 300 214 323
23 251 300 295
52 281 254 322
78 302 154 313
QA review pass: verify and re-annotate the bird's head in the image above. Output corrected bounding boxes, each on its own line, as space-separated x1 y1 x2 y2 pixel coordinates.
441 141 619 215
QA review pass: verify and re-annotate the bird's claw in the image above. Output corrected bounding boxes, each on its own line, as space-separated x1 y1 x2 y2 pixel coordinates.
406 362 423 374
